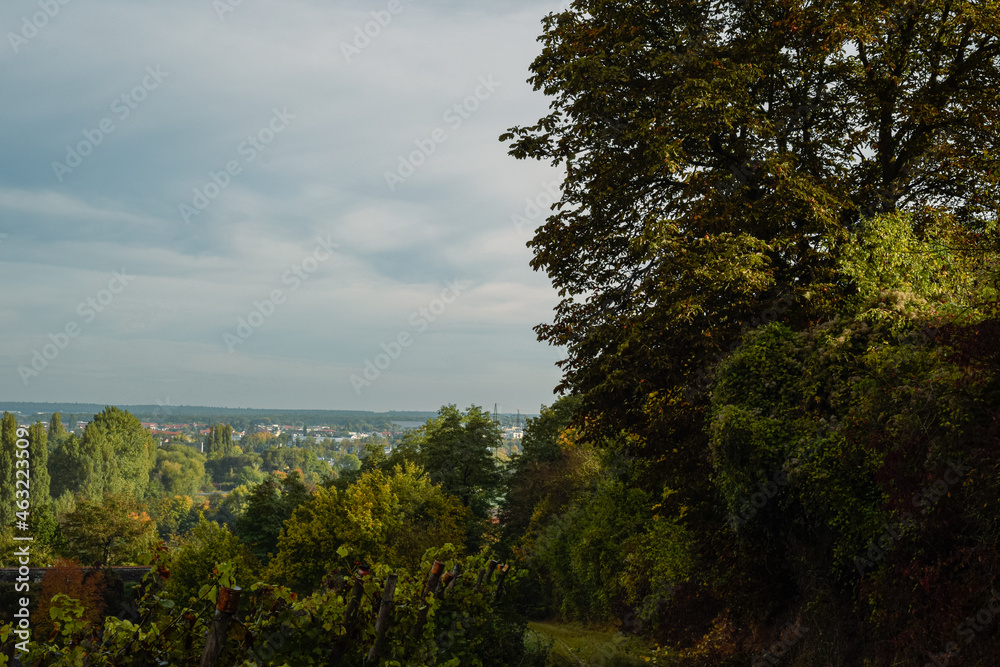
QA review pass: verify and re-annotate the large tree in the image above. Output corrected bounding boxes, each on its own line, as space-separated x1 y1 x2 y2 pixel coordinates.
502 0 1000 446
47 412 67 442
48 407 157 502
24 420 59 551
48 433 83 501
204 423 235 458
398 405 503 518
59 494 157 566
28 420 52 510
80 407 157 499
0 413 18 528
265 464 468 593
233 472 310 563
149 444 207 497
499 395 582 551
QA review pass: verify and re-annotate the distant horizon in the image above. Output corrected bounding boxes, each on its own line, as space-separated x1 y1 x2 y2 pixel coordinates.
0 400 544 418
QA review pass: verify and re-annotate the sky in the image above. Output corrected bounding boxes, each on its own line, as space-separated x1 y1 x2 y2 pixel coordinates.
0 0 569 413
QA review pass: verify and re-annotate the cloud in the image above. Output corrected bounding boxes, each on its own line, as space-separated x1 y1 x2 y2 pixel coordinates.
0 0 565 410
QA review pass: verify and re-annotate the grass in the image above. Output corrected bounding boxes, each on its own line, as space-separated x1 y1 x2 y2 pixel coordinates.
526 620 676 667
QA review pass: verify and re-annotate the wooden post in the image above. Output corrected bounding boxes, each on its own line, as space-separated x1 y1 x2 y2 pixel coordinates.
411 561 446 638
445 563 462 593
493 564 511 602
345 578 365 623
365 574 398 665
330 576 366 663
422 561 446 597
200 585 241 667
474 560 499 593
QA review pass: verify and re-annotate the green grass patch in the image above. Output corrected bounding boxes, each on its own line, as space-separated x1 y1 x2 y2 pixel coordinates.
527 621 675 667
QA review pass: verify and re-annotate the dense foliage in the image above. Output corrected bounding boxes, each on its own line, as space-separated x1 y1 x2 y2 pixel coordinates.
495 0 1000 664
503 0 1000 439
0 404 541 666
7 2 1000 664
59 494 158 567
1 547 541 667
393 405 503 514
266 464 470 594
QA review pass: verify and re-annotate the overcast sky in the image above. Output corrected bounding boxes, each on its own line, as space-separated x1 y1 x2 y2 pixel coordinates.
0 0 568 413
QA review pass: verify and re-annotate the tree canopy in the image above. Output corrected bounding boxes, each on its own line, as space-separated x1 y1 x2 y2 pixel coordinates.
502 0 1000 438
495 2 1000 661
0 413 18 529
47 412 67 441
149 444 207 497
165 517 260 605
59 494 157 566
233 471 310 563
500 395 583 552
265 463 469 593
204 423 236 458
397 404 503 517
72 406 157 500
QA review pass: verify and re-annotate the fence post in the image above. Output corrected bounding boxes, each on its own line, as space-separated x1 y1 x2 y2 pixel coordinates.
365 574 398 665
345 577 365 623
330 574 367 663
440 563 462 593
411 561 446 638
493 564 511 602
200 585 241 667
445 563 462 593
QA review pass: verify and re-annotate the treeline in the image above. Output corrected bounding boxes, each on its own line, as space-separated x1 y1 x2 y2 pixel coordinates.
0 408 385 572
0 404 436 432
0 404 555 665
496 1 1000 665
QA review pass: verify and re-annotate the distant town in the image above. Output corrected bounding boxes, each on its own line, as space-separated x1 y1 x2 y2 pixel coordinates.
134 420 525 452
0 402 530 452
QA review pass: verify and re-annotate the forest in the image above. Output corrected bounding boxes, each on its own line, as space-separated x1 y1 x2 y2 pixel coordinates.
0 404 546 665
5 0 1000 665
